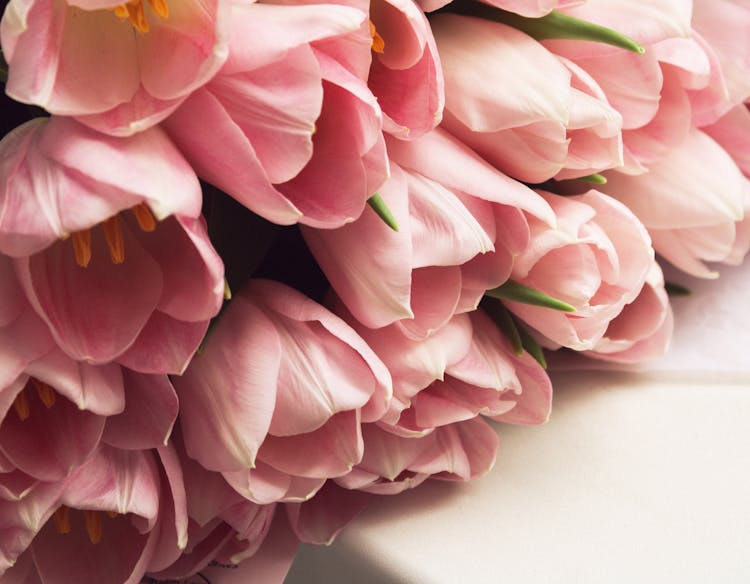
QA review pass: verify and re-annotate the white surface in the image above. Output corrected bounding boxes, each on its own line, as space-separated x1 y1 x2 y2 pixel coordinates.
286 262 750 584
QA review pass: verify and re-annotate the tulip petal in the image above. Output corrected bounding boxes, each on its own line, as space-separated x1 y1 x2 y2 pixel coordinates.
0 388 104 481
102 372 178 450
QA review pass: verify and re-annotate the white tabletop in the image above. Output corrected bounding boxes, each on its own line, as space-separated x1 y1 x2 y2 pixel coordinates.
285 261 750 584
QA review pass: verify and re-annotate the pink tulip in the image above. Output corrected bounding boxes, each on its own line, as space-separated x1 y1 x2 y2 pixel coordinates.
367 0 444 139
163 1 389 228
303 128 554 338
339 306 552 434
430 14 623 183
1 346 178 483
506 190 654 351
690 0 750 124
175 279 392 505
585 261 674 363
702 103 750 177
601 128 750 278
0 117 224 373
546 0 747 171
0 0 230 136
335 416 499 495
0 443 187 583
148 438 276 579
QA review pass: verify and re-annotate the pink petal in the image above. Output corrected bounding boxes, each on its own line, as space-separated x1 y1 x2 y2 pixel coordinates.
0 385 104 481
286 481 370 545
61 445 160 524
137 0 230 101
115 313 209 376
24 350 125 416
432 14 571 131
385 129 555 224
102 371 178 450
163 88 303 225
260 411 363 479
16 226 163 364
31 512 156 584
397 265 462 340
174 296 281 472
302 163 414 329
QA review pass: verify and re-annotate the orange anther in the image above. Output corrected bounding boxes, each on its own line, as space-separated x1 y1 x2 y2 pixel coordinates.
54 506 71 534
12 389 30 421
84 510 102 545
71 229 92 268
369 21 385 54
32 379 56 408
132 203 157 232
103 215 125 265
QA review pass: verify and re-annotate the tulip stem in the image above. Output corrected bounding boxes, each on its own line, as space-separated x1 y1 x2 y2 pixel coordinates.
486 280 576 312
444 2 645 54
482 297 523 355
665 281 691 296
577 173 607 185
367 193 399 231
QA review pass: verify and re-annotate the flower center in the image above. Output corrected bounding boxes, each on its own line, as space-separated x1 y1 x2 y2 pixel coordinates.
369 21 385 54
70 203 157 269
113 0 169 34
12 378 56 421
54 506 119 544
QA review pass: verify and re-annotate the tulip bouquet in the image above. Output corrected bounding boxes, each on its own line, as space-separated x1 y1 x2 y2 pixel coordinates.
0 0 748 581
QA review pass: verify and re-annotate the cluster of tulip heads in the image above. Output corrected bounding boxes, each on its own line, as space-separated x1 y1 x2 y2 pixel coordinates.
0 0 748 582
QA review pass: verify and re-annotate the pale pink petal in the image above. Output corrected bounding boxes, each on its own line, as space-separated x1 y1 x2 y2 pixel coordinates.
432 15 570 131
397 265 462 340
302 164 414 330
385 129 555 224
174 297 281 472
163 89 303 224
260 411 363 479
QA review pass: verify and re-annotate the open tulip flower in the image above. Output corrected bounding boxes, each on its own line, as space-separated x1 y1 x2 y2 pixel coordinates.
0 0 231 136
0 117 225 373
0 443 187 584
304 128 555 339
174 279 392 505
504 189 654 351
163 0 389 228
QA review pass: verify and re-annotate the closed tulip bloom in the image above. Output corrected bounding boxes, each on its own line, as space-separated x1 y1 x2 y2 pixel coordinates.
431 13 623 183
601 128 750 278
175 279 392 506
0 0 231 136
304 128 554 338
0 117 224 373
506 190 654 351
585 261 674 363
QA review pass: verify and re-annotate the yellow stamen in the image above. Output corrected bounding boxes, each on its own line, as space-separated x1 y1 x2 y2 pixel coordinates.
147 0 169 20
84 510 102 545
127 1 149 33
369 21 385 54
103 216 125 265
32 379 56 409
106 510 119 519
113 4 129 18
71 229 92 268
54 506 71 535
132 203 157 232
12 389 30 421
